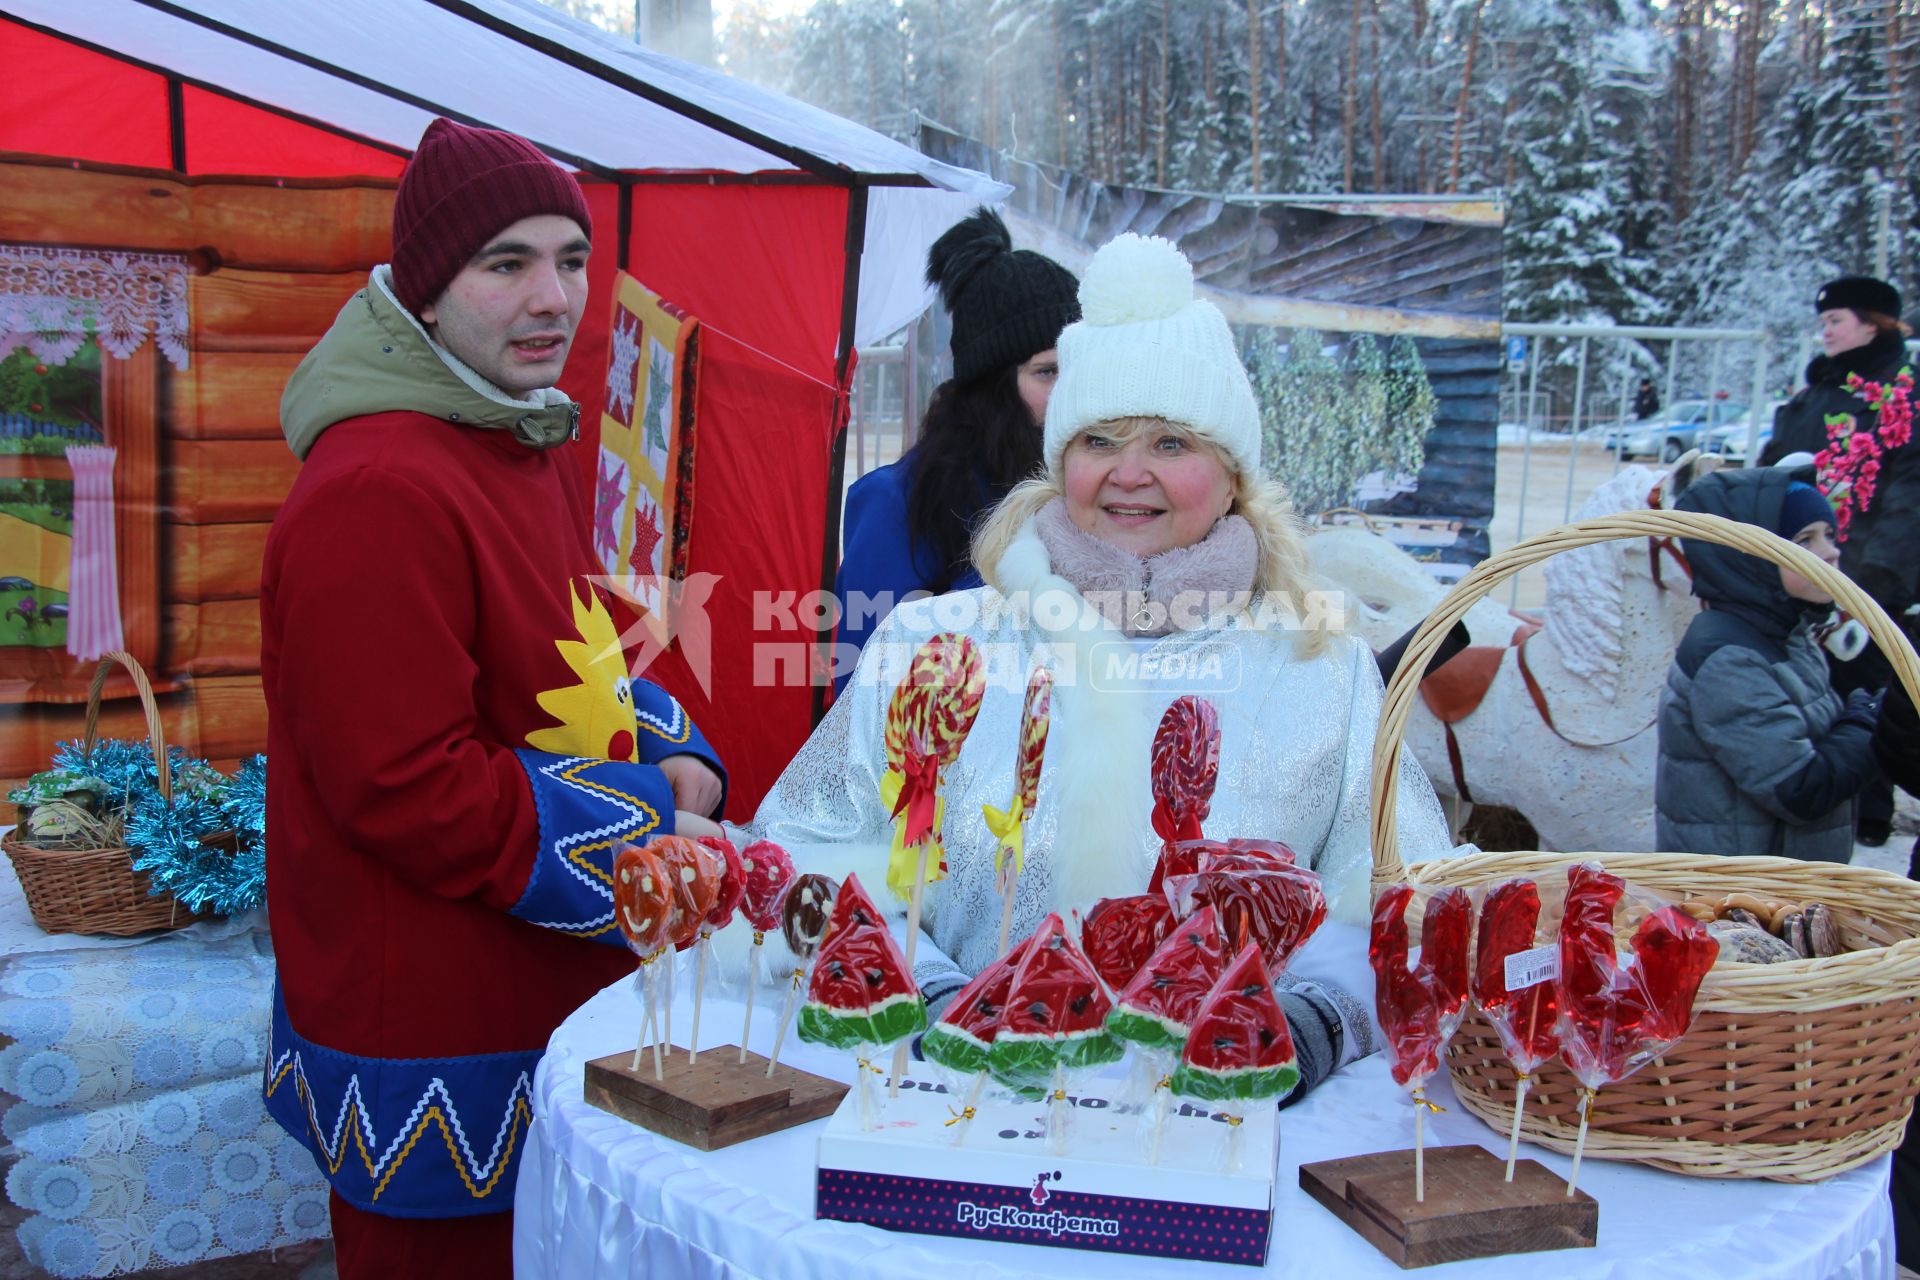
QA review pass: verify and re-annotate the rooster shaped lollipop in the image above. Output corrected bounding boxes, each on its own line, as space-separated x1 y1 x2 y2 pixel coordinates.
1555 863 1717 1196
1370 884 1473 1202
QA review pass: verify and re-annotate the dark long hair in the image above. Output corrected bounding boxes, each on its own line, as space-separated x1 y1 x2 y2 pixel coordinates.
905 365 1044 594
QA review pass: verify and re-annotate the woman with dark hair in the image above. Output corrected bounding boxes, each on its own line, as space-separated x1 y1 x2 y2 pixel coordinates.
1763 275 1919 845
831 208 1079 691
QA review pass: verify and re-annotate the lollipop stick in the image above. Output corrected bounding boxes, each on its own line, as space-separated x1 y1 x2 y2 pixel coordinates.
1567 1088 1594 1197
949 1071 988 1148
690 936 709 1065
858 1060 877 1131
996 859 1018 957
891 841 931 1097
1414 1087 1427 1203
766 967 804 1078
1147 1080 1171 1165
739 935 761 1065
1048 1063 1068 1156
1223 1115 1243 1174
648 962 665 1081
637 967 660 1074
1504 1075 1532 1182
662 951 675 1056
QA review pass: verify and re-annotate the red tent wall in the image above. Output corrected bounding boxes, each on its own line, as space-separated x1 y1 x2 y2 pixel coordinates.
562 183 850 820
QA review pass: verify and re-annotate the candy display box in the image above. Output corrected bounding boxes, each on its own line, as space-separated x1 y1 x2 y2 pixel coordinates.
814 1070 1278 1265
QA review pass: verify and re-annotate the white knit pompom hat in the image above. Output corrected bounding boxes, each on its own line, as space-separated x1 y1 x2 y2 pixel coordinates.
1042 232 1262 478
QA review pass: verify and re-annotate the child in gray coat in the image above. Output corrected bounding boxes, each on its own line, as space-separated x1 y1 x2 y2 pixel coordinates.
1655 467 1882 859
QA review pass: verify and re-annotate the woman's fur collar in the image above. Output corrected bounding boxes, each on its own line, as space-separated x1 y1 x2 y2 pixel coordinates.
1032 500 1256 636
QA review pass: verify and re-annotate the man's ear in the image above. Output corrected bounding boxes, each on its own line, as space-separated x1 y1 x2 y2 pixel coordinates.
419 300 438 327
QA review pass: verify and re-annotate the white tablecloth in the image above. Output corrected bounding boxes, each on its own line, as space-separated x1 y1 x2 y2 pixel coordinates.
514 977 1897 1280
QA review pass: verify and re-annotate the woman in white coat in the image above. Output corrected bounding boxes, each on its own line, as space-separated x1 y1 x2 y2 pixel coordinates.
739 232 1453 1098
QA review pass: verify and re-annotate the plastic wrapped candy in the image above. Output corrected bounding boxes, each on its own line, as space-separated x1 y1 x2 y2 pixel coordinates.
685 835 746 1062
1168 942 1298 1173
983 665 1052 956
646 835 725 1055
921 938 1036 1145
1370 883 1453 1201
1107 905 1229 1053
1554 862 1717 1192
764 872 839 1076
1422 887 1474 1041
1147 697 1221 893
1166 853 1327 975
1473 878 1561 1178
734 840 797 1065
612 844 674 1076
990 913 1123 1152
796 873 927 1128
1080 893 1175 993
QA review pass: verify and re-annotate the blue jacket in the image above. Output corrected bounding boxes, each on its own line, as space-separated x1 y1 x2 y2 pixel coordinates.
832 454 985 692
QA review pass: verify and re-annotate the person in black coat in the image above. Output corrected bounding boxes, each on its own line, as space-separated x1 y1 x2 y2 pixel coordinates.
1761 275 1919 843
1633 377 1659 420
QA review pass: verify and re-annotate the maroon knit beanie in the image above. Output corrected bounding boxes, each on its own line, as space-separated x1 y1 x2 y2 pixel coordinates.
390 118 593 315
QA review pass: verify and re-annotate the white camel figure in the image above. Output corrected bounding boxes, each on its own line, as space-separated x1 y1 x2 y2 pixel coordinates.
1309 456 1714 853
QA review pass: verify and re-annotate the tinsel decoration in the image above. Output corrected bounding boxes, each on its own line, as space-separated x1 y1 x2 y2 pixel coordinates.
126 754 267 916
46 738 268 916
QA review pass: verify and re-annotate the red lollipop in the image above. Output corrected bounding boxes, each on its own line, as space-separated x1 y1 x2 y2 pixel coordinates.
1370 884 1446 1090
1554 863 1717 1193
1167 855 1327 975
612 845 673 959
739 840 797 935
1422 887 1473 1039
1147 697 1221 891
1080 894 1176 993
1473 878 1559 1179
697 835 747 931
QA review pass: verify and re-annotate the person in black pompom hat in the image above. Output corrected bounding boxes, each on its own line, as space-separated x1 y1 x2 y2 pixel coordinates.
1761 273 1919 845
830 207 1080 690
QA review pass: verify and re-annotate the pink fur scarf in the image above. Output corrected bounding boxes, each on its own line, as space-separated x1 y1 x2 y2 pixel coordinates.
1033 498 1257 637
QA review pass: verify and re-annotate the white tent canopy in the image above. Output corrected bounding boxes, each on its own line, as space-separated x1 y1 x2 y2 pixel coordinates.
6 0 1006 344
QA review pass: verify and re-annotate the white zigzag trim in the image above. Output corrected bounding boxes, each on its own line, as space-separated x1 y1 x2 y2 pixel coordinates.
535 756 659 901
636 697 686 740
273 1042 534 1192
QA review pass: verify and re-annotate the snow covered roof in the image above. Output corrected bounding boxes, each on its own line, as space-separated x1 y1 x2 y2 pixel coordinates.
5 0 1008 196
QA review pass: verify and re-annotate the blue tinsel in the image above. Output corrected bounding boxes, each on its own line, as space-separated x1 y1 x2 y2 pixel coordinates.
52 740 269 916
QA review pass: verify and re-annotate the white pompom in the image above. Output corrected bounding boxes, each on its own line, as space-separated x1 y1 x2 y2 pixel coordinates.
1077 233 1192 325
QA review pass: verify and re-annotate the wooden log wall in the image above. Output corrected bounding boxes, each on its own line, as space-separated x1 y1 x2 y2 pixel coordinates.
0 157 393 789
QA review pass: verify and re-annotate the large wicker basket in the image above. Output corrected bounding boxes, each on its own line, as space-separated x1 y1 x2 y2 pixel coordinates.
2 651 208 936
1371 508 1920 1181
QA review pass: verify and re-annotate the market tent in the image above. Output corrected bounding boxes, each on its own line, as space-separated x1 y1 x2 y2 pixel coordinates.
0 0 1006 813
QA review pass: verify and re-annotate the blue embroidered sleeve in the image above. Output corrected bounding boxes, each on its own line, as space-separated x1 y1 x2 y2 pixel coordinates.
509 749 675 947
629 678 728 816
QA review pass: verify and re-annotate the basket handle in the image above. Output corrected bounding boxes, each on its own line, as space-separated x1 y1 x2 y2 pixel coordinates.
81 649 169 806
1369 509 1920 893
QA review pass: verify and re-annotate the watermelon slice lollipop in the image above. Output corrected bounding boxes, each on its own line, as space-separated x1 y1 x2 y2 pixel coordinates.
1108 905 1229 1052
921 937 1034 1077
795 873 927 1052
988 914 1124 1095
1169 943 1300 1104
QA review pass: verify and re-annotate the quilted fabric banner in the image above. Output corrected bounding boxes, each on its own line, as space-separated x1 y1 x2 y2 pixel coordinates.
594 272 700 644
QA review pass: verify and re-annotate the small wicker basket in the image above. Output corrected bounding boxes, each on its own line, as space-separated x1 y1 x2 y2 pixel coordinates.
1371 508 1920 1181
2 651 208 936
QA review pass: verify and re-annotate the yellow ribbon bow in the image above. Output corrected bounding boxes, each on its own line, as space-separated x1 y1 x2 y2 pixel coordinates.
982 793 1026 879
880 767 947 901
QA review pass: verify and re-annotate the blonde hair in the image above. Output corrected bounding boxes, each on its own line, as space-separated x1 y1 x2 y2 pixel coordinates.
972 416 1334 653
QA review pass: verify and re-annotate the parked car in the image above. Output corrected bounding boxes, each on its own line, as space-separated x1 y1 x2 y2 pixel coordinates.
1600 399 1748 462
1702 401 1782 464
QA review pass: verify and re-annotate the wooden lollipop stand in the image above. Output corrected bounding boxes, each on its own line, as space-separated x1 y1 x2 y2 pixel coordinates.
1300 1146 1596 1269
584 1045 846 1152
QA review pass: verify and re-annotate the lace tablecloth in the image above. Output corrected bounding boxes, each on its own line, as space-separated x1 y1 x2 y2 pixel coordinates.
0 931 330 1276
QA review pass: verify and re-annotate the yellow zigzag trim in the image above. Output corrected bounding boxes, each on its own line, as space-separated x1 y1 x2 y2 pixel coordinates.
557 758 662 892
268 1053 531 1203
636 698 692 744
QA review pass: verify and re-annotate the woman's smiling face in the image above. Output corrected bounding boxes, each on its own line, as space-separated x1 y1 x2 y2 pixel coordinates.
1062 418 1236 558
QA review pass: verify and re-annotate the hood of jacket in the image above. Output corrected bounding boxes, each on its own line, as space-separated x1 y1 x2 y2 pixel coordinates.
279 265 579 460
1802 325 1909 390
1675 465 1824 636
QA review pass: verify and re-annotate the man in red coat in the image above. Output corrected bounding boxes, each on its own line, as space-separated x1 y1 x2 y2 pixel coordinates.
261 118 726 1278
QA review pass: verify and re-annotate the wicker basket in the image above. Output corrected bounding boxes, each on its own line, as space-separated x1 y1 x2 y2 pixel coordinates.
1370 508 1920 1181
2 651 208 936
